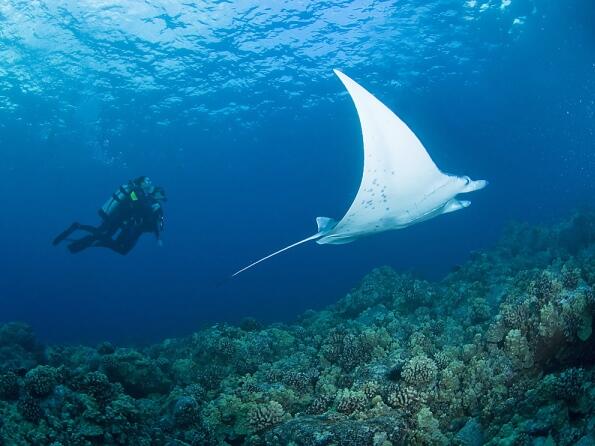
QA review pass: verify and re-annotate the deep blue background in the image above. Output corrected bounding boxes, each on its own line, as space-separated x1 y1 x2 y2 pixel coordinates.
0 0 593 344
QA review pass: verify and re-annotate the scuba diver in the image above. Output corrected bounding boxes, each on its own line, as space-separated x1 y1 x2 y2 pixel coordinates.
53 176 166 255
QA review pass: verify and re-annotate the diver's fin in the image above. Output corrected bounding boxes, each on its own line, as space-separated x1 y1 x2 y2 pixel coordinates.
316 217 337 233
52 223 81 246
231 233 323 278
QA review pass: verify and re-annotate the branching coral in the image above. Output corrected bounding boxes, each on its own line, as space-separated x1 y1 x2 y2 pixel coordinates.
17 395 43 422
0 371 20 400
485 319 507 344
248 401 286 432
360 380 381 399
282 370 312 392
320 329 373 371
101 349 171 397
504 329 534 370
412 407 449 445
402 355 438 388
73 371 115 406
173 396 200 427
306 393 334 415
546 368 586 402
335 388 366 414
335 267 400 317
24 365 57 398
384 384 425 413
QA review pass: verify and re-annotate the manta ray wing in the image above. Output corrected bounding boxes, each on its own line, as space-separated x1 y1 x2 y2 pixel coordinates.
318 70 450 243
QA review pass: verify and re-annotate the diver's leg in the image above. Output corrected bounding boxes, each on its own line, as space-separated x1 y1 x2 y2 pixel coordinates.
89 223 125 255
67 226 118 253
114 234 140 255
91 238 117 252
52 223 82 245
73 222 139 255
97 219 117 235
77 224 101 235
93 235 136 255
66 235 98 253
107 226 141 255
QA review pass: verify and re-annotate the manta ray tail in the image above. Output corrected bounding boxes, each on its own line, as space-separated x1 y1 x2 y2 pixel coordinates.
231 233 322 278
231 217 338 278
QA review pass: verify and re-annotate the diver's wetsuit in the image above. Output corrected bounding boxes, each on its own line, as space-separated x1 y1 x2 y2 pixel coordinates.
53 178 165 255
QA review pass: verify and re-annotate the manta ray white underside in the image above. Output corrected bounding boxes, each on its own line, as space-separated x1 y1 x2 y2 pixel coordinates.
232 70 487 277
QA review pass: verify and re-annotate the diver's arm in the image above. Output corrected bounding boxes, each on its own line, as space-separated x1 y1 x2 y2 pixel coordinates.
154 211 164 246
155 229 163 247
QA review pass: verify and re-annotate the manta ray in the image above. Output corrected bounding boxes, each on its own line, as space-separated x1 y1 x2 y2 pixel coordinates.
232 69 487 277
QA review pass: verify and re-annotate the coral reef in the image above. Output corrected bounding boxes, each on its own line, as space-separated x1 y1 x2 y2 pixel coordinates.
0 211 594 445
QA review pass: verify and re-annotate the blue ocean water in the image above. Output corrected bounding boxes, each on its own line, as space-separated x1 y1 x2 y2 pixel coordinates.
0 0 592 345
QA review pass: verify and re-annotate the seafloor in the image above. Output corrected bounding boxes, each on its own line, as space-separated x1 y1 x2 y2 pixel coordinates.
1 213 594 446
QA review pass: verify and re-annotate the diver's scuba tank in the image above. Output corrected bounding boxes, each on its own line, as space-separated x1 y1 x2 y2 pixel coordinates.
99 183 135 220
